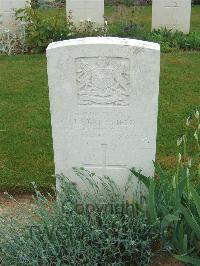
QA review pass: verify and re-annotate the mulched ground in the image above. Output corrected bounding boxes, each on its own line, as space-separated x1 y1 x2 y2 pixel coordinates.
0 193 185 266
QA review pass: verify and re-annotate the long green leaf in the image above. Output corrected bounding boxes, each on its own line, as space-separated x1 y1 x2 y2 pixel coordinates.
130 168 150 188
153 162 167 184
161 214 180 230
190 185 200 217
180 205 200 239
183 234 188 254
177 176 187 198
148 179 157 224
174 254 200 265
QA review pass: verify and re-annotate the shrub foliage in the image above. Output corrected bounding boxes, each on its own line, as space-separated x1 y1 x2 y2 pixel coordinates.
131 109 200 264
2 6 196 55
0 173 158 265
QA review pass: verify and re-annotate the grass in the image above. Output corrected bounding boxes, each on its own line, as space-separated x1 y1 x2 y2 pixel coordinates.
0 56 54 191
0 6 199 192
0 52 199 192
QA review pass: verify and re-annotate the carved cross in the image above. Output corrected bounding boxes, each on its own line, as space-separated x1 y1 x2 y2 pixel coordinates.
83 144 126 176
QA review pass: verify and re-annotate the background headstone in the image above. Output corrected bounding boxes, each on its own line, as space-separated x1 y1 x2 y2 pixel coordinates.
0 0 30 33
47 37 160 192
152 0 191 34
66 0 104 24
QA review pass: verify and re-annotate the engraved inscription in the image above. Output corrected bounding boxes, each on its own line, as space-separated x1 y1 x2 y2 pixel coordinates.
65 111 136 139
76 57 130 106
164 1 179 7
65 111 134 130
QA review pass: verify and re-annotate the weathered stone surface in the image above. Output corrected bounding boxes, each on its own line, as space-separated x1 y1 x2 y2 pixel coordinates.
152 0 191 34
47 37 160 192
66 0 104 24
0 0 30 33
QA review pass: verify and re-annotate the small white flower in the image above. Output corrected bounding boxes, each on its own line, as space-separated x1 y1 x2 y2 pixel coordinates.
187 168 190 177
172 176 176 189
87 17 92 22
194 130 198 140
178 153 182 163
105 20 108 26
177 137 182 146
186 117 190 127
194 110 199 120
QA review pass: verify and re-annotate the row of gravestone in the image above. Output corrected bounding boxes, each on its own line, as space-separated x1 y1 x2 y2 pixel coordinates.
0 0 192 34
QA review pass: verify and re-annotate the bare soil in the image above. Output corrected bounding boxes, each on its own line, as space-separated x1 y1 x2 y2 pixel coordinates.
151 252 185 266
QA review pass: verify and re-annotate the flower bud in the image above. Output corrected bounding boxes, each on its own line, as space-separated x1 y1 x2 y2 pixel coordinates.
186 117 190 127
177 137 182 146
187 168 190 177
188 158 192 168
194 110 199 119
194 130 198 140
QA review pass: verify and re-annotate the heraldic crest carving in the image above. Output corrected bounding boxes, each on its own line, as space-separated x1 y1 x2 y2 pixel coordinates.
75 57 130 106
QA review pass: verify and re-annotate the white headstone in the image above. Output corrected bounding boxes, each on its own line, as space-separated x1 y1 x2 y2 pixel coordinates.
66 0 104 24
0 0 30 33
152 0 191 34
47 37 160 192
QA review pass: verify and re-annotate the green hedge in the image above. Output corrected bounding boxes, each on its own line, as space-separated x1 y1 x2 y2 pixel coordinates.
105 0 200 5
192 0 200 4
105 0 150 6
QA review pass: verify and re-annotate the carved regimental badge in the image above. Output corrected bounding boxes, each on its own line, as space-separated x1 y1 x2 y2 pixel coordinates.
76 57 130 106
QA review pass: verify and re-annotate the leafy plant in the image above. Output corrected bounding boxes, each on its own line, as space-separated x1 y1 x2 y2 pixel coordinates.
13 5 200 54
15 7 73 53
0 28 27 55
131 109 200 261
176 184 200 263
105 0 149 6
192 0 200 5
0 170 158 265
15 7 108 53
174 254 200 265
31 0 40 9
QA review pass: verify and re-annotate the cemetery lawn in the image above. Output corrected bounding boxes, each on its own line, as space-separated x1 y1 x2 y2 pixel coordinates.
0 52 199 192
